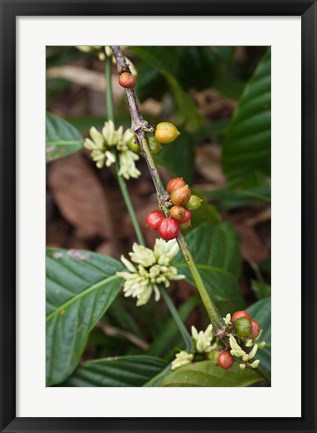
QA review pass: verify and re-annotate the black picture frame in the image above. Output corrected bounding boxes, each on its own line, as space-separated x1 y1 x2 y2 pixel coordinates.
0 1 316 432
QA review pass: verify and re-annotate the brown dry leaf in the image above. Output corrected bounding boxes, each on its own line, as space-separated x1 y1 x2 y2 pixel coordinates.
234 223 269 264
48 153 114 240
245 207 271 227
191 88 236 119
96 241 117 258
47 65 124 104
195 145 226 185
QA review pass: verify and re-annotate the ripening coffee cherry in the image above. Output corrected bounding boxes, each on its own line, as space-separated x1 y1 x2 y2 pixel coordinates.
234 317 252 338
170 185 191 206
148 137 162 155
158 217 180 240
155 122 180 144
146 210 165 230
128 136 141 153
166 177 186 194
218 351 234 370
179 209 191 223
170 206 186 221
249 319 261 339
231 310 251 323
180 220 191 230
118 71 136 88
184 195 202 211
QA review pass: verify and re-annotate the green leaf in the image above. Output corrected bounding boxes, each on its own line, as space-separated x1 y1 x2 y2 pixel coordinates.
155 132 195 184
46 248 123 386
147 295 199 358
161 361 262 387
173 223 244 313
189 201 221 227
130 46 202 128
63 355 167 387
46 112 83 162
222 49 271 187
247 297 271 373
197 184 271 210
176 46 219 91
251 280 271 299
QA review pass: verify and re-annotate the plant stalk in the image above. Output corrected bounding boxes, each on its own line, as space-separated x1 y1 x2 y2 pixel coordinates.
111 45 225 332
105 52 191 346
105 55 145 247
160 285 192 351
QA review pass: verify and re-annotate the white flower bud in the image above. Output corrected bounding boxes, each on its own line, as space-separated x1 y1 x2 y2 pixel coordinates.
171 351 193 371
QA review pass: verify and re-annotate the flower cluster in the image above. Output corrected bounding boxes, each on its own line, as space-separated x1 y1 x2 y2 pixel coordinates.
224 311 265 370
229 332 265 370
171 312 267 372
171 324 215 370
117 239 185 306
84 120 141 179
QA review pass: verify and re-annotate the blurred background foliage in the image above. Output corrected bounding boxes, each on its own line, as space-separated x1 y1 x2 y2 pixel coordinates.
46 46 271 386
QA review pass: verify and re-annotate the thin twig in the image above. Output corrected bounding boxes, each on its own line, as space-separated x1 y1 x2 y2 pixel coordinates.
97 321 149 351
111 45 225 332
105 53 191 346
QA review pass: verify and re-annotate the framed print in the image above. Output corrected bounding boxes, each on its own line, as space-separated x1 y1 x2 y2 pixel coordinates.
0 0 316 432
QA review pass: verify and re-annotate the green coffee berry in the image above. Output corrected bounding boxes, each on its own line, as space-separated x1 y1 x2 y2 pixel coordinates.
185 195 202 210
234 317 252 338
128 136 141 153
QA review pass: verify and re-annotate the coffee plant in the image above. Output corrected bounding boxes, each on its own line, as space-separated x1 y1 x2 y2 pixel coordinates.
46 45 271 387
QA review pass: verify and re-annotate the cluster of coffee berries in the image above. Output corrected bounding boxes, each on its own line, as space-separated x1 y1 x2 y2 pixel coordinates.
231 310 260 340
217 310 262 370
146 178 202 240
128 136 163 155
128 122 180 157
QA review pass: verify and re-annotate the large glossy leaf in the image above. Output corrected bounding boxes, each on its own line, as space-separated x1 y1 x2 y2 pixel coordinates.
63 355 167 387
46 248 123 386
46 112 83 162
130 46 202 128
247 297 271 373
189 201 221 227
197 184 271 210
155 132 195 184
222 49 271 186
161 361 262 387
173 223 244 313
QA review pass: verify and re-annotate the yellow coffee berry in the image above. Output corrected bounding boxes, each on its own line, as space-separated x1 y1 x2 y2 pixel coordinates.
155 122 180 144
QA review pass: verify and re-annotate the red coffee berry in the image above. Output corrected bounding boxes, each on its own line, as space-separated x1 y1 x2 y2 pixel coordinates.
158 218 180 240
170 206 186 221
166 177 186 194
170 185 191 206
118 72 136 89
218 351 234 370
250 319 261 339
146 210 164 230
231 310 251 323
179 209 191 223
